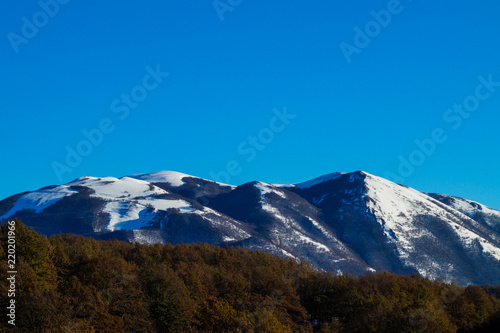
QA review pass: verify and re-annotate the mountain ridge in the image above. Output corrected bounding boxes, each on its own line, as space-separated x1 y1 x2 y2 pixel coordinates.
1 170 499 285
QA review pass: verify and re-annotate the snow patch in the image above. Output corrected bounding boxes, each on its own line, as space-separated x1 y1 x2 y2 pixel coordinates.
71 176 167 200
254 182 286 199
0 186 77 219
137 199 192 212
103 201 157 232
254 182 272 196
294 230 331 252
434 194 500 229
128 171 192 187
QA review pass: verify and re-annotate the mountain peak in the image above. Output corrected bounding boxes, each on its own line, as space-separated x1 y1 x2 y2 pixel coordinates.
127 171 195 187
294 172 347 189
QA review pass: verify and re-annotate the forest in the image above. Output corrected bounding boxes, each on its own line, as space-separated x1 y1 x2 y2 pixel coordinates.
1 219 499 333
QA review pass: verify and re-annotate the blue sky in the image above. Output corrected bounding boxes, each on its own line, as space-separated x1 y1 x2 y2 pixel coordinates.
1 0 500 210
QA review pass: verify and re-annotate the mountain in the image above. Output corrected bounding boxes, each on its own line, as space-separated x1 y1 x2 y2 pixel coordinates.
1 170 500 285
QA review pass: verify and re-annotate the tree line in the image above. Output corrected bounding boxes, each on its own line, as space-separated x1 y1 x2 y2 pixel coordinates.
0 219 499 332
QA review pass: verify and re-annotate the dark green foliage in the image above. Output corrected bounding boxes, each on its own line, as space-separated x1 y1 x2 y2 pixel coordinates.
0 220 499 332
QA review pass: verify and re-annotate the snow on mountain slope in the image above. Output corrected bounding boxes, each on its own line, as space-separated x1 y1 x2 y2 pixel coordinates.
1 170 500 285
0 186 77 219
427 193 500 233
69 176 168 199
362 172 500 280
254 181 287 198
62 176 194 232
431 194 500 217
136 198 192 212
276 171 500 284
239 181 368 273
104 201 159 232
128 171 193 187
129 170 236 188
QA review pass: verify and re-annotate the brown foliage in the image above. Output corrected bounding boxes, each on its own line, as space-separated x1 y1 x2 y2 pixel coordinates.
0 220 499 332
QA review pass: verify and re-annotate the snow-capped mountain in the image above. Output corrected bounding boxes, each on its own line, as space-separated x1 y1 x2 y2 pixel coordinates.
1 170 499 285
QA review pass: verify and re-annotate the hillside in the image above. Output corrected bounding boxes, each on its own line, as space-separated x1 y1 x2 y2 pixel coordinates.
1 220 499 332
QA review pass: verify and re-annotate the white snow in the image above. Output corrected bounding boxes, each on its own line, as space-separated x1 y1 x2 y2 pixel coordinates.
479 241 500 260
305 216 349 252
364 173 435 242
181 206 252 240
222 236 236 242
102 199 194 232
273 184 295 188
254 182 272 195
363 172 500 274
103 201 153 231
67 175 197 231
449 219 500 260
435 194 500 230
294 230 331 252
0 186 77 219
128 171 192 186
274 190 287 199
254 182 286 198
450 197 479 214
262 203 289 224
128 170 236 188
70 176 167 200
137 199 192 212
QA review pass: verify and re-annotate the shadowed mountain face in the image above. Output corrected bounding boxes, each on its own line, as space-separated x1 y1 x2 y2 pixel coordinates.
1 170 500 285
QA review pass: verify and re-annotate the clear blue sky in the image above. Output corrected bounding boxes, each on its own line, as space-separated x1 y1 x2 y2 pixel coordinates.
1 0 500 210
